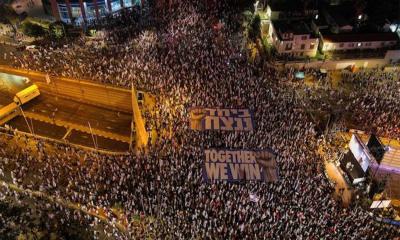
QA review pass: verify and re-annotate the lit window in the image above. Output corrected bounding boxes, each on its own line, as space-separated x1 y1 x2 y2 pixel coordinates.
357 43 361 47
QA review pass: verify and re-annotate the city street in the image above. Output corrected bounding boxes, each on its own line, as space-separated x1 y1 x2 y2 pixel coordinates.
0 72 132 152
1 1 399 238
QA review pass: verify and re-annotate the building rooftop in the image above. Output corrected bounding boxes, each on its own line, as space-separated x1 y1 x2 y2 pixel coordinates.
272 20 316 40
322 32 399 43
372 146 400 199
325 3 357 27
381 146 400 173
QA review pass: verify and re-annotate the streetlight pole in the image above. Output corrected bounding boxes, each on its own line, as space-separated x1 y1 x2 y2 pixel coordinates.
19 106 33 135
30 117 35 135
88 121 98 149
129 120 134 151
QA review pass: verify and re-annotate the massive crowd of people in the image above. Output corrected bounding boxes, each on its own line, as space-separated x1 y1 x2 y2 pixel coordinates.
1 1 399 239
341 70 400 139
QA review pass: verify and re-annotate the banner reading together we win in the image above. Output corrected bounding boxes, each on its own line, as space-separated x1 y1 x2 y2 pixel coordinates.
202 149 279 183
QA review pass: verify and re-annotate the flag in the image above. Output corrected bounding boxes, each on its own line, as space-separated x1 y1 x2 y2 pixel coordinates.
249 193 259 203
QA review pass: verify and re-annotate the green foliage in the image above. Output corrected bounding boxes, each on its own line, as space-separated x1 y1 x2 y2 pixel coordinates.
25 16 51 29
248 14 261 42
366 0 398 25
0 4 19 25
0 4 19 37
242 10 253 23
21 21 46 38
262 36 276 57
49 21 66 39
314 50 325 61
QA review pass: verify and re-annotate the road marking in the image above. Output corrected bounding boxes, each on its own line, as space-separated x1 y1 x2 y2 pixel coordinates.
62 127 73 140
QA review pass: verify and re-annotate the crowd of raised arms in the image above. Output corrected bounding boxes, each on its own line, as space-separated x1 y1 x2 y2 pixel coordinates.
1 0 399 239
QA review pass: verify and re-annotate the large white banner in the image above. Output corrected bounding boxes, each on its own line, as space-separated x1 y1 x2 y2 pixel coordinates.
203 149 278 182
190 108 254 131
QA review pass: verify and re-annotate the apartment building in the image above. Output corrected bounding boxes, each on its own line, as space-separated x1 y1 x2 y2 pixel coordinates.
321 32 399 52
268 19 319 57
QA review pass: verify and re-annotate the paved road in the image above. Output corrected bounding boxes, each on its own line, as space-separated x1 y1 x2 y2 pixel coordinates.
9 116 67 139
67 130 130 152
0 65 133 113
0 72 132 152
23 93 132 137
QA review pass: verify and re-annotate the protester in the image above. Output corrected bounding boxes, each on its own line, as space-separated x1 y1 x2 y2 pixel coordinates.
1 1 399 239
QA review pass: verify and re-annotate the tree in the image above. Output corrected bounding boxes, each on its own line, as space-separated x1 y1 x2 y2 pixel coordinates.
353 0 367 15
21 21 46 38
49 21 67 39
248 14 261 42
0 4 19 38
366 0 398 26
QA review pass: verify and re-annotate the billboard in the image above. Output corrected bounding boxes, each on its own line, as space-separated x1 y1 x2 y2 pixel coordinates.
349 134 371 172
190 108 254 131
203 149 278 182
